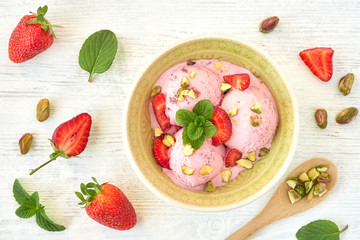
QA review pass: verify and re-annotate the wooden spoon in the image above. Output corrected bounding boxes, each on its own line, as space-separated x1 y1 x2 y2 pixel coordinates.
225 158 337 240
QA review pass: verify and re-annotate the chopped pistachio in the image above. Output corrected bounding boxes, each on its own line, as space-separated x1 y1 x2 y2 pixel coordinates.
177 94 185 102
317 172 331 183
316 165 328 172
259 148 270 157
187 89 197 99
250 116 260 127
154 127 163 137
236 159 253 169
214 60 223 70
261 117 266 122
250 102 262 114
295 185 306 198
228 108 238 117
246 151 256 162
288 189 302 204
184 143 195 156
162 135 175 147
307 187 315 201
313 183 327 197
150 86 162 98
177 88 190 96
285 178 298 189
181 165 195 175
205 181 216 192
304 181 314 194
181 76 190 88
307 168 320 181
221 169 232 183
220 83 232 93
189 71 196 78
200 165 213 175
298 172 310 182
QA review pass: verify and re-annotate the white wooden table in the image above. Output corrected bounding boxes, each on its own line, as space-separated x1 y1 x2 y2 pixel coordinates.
1 0 359 239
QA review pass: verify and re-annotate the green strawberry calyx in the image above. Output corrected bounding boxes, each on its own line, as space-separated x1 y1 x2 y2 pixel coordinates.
76 177 104 208
24 5 62 38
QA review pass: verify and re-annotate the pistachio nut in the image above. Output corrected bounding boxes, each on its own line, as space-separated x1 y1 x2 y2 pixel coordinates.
298 172 310 182
304 181 314 194
221 170 232 183
214 60 223 70
288 189 302 204
285 178 298 189
250 102 262 114
295 185 306 198
258 148 270 157
187 89 197 99
181 76 190 88
162 134 175 147
313 182 327 197
316 165 328 172
336 107 358 124
19 133 33 155
204 181 216 192
314 108 327 129
338 73 354 96
184 143 195 156
259 16 280 33
250 116 260 127
306 187 315 201
307 168 320 181
36 98 50 122
227 108 238 117
154 127 163 137
200 165 213 176
181 165 195 176
236 159 253 169
246 151 256 162
220 83 232 93
189 71 196 79
150 86 162 98
176 94 185 102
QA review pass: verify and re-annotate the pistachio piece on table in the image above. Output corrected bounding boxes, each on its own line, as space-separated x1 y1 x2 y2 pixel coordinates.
181 76 190 88
36 98 50 122
295 185 306 198
227 108 238 117
221 170 232 183
184 143 195 156
304 181 314 194
200 165 213 176
246 151 256 162
259 16 280 33
205 181 216 192
236 159 253 169
259 148 270 157
250 102 262 114
250 116 260 127
150 86 161 98
314 109 327 129
298 172 310 182
313 182 327 197
189 71 196 79
288 189 302 204
285 178 298 189
307 168 320 181
154 127 163 137
338 73 354 96
19 133 33 155
162 135 175 147
336 107 358 124
220 83 232 93
181 165 194 176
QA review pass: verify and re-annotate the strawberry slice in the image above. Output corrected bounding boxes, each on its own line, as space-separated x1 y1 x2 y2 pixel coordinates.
210 107 232 146
299 47 334 82
225 149 242 168
223 73 250 91
151 93 171 131
152 135 171 169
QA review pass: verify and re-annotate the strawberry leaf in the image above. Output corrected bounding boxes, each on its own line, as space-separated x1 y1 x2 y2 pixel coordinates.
79 30 118 82
75 192 86 202
36 208 66 232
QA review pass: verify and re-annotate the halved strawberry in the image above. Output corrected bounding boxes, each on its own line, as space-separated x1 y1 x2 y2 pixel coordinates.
152 135 171 169
210 107 232 146
299 47 334 82
151 93 171 131
223 73 250 91
225 149 242 168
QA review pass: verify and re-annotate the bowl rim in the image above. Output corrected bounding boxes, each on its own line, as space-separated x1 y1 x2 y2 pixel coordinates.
123 34 299 212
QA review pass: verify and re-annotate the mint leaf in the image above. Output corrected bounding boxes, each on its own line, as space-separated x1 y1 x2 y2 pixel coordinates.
15 205 37 219
36 208 66 232
176 109 197 126
187 122 204 141
296 220 348 240
13 179 30 205
203 121 217 138
182 127 191 145
194 116 206 127
190 135 205 149
79 30 118 82
193 100 213 120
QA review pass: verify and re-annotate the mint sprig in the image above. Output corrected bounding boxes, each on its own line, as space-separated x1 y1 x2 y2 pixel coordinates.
176 100 217 149
13 179 66 232
296 220 348 240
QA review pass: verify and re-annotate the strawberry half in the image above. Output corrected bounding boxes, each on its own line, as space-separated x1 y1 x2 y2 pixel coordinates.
76 177 137 230
299 47 334 82
210 107 232 146
151 93 171 131
152 135 171 169
29 113 92 175
225 149 242 168
223 73 250 91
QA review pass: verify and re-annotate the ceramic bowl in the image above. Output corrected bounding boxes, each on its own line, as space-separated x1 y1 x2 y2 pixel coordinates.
123 35 299 212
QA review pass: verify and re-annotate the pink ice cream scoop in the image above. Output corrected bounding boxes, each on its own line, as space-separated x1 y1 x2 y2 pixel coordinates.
167 129 226 188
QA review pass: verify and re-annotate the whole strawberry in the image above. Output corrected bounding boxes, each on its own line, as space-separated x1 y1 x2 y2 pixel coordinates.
76 177 137 231
29 113 92 175
8 5 60 63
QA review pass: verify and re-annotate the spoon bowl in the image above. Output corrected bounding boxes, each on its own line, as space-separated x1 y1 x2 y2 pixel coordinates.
226 158 338 240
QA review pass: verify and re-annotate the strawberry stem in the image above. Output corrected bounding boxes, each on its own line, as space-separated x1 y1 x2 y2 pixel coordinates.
29 154 59 175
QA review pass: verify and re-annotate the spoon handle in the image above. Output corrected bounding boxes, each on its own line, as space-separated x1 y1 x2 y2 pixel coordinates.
225 191 287 240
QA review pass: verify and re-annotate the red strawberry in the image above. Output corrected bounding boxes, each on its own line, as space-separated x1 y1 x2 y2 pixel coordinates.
223 73 250 91
8 6 60 63
225 149 242 168
210 107 232 146
29 113 92 175
151 93 171 131
76 177 137 230
299 47 334 82
152 135 171 169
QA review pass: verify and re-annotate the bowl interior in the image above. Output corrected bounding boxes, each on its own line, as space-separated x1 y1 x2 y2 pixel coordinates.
125 37 297 211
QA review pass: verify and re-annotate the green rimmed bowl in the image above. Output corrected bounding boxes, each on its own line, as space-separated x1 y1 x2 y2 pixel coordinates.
123 35 299 212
